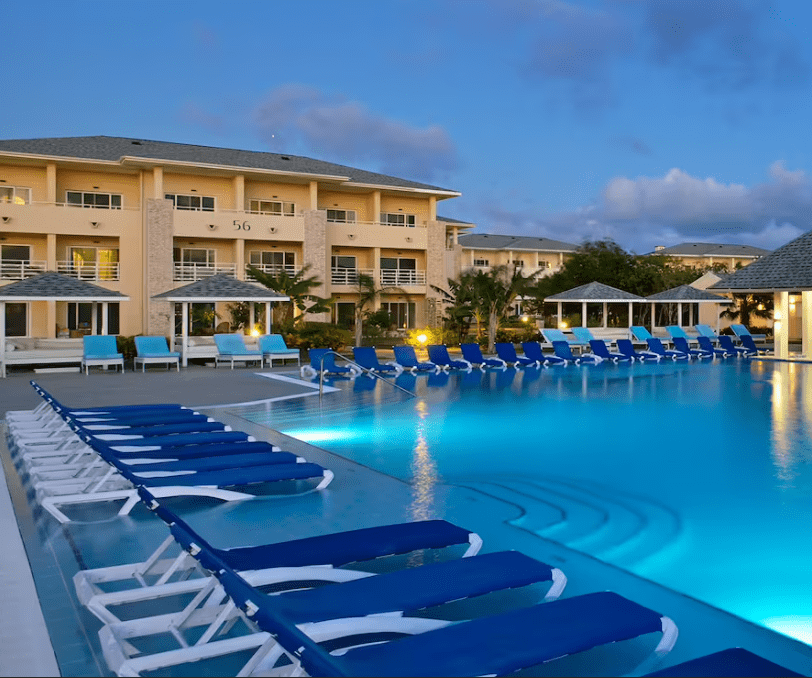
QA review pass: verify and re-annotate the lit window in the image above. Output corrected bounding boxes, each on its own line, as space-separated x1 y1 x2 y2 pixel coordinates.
0 186 31 205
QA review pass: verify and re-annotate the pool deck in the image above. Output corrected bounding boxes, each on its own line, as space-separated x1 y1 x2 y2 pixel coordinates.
3 364 812 676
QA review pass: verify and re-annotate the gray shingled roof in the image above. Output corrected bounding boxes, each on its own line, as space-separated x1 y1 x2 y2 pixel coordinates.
711 229 812 291
646 284 731 303
0 136 458 195
152 274 290 301
437 215 474 225
650 242 771 257
545 281 644 302
458 233 579 252
0 272 128 300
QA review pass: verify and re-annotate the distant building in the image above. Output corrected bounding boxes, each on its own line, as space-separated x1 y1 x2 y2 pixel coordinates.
648 242 771 271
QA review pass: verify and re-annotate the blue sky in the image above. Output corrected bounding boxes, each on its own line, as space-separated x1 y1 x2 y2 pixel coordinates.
4 0 812 253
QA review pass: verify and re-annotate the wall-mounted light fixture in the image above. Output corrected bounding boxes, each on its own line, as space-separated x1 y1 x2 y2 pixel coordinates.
348 234 356 240
90 221 99 228
1 216 10 223
405 236 412 242
269 226 277 234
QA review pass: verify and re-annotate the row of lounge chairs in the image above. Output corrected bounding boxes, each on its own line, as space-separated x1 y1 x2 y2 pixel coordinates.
6 382 332 523
7 384 800 676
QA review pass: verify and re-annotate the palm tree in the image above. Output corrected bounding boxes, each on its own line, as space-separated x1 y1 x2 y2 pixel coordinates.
353 273 408 346
471 265 539 353
245 264 333 328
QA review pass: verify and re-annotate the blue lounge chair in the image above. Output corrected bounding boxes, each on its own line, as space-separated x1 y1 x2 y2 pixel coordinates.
570 327 596 345
696 335 732 358
553 340 603 365
213 333 263 369
631 325 671 346
672 337 712 360
541 328 582 347
695 324 720 344
258 334 300 367
427 344 471 371
646 648 803 677
82 335 124 374
209 559 677 678
76 485 485 625
739 334 771 356
495 342 537 368
393 345 436 372
647 337 689 361
101 509 573 676
352 346 402 375
133 336 180 372
718 334 751 357
666 326 697 346
301 348 362 379
460 343 506 369
521 341 567 366
731 323 768 343
589 339 632 363
616 339 661 362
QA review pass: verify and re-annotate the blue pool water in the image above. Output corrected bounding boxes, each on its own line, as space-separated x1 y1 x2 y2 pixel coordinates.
235 359 812 645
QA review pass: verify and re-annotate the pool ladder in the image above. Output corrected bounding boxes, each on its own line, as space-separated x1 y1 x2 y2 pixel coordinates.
317 350 416 402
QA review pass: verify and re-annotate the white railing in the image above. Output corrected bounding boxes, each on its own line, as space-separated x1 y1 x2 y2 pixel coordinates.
326 218 426 228
380 269 426 286
57 261 120 281
331 268 374 285
173 263 237 281
0 260 47 279
246 263 302 276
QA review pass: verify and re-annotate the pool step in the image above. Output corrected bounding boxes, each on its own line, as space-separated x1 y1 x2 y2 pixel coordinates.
458 476 682 568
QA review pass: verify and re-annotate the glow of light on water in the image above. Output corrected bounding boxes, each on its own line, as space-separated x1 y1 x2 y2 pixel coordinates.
762 617 812 645
285 429 358 443
409 399 438 523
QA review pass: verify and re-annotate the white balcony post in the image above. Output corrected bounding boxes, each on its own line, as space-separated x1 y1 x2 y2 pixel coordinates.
265 301 272 334
0 301 6 378
181 303 189 367
101 303 108 335
249 303 255 333
91 303 98 335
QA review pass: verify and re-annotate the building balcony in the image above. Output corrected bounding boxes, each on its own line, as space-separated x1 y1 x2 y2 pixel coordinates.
326 222 427 249
0 260 47 280
245 263 302 277
174 262 237 281
0 201 140 236
57 261 120 281
172 210 305 240
380 269 426 286
331 268 374 285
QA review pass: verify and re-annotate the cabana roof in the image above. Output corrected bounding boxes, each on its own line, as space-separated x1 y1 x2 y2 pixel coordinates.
646 284 732 303
0 271 129 302
711 229 812 292
544 281 644 303
152 274 289 302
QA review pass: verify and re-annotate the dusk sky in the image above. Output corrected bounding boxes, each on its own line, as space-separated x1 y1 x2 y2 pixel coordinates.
5 0 812 254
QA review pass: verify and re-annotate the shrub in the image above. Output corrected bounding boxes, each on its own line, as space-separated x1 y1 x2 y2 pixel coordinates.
115 335 137 361
286 322 351 350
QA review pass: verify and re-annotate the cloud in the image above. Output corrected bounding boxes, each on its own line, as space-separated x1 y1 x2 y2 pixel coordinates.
476 162 812 254
252 85 458 182
178 102 226 134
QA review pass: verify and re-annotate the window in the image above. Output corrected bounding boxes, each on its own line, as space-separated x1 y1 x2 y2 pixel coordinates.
512 259 525 268
380 257 418 285
174 248 216 265
249 200 295 216
0 186 31 205
380 212 416 227
67 302 120 335
174 302 215 335
325 209 356 223
334 302 356 329
165 194 215 211
249 250 295 269
66 191 122 209
474 258 489 267
5 303 26 337
331 255 358 284
2 244 30 262
380 257 416 270
69 247 120 279
381 302 416 329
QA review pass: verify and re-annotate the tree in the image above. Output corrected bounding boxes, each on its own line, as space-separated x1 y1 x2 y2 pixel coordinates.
720 294 773 329
431 270 480 344
245 264 333 329
352 273 408 346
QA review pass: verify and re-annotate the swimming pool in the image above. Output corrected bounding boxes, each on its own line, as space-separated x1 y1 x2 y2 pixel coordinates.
235 359 812 646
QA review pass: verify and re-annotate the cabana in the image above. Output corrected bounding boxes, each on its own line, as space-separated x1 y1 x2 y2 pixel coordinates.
645 285 732 334
0 272 129 377
152 274 289 367
712 229 812 360
544 282 644 331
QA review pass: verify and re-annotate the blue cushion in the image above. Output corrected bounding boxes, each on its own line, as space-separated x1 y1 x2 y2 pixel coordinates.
646 648 803 677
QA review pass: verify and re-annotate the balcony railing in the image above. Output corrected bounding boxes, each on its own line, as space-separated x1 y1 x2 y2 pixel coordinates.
326 218 426 228
174 263 237 281
380 269 426 286
246 263 302 277
57 261 120 281
331 268 374 285
0 260 47 280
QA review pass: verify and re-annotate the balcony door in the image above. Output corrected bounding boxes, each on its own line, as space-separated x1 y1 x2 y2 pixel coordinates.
1 245 31 279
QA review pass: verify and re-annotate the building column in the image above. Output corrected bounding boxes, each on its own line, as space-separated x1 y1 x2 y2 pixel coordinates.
153 167 163 199
181 303 189 367
557 301 563 328
603 301 608 328
46 301 56 338
233 175 245 212
581 301 587 327
101 302 109 335
774 291 790 359
249 303 255 333
0 302 6 377
372 191 380 222
372 247 381 305
46 233 57 272
265 302 272 334
802 291 812 358
234 238 245 280
302 209 329 322
46 164 56 203
308 181 318 210
91 304 98 335
428 196 437 221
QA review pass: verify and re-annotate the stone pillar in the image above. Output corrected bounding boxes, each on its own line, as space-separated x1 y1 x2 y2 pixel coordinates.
425 219 445 327
146 198 175 337
302 209 329 322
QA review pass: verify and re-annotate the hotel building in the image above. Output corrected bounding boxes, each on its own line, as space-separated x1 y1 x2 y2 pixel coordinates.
0 136 463 339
